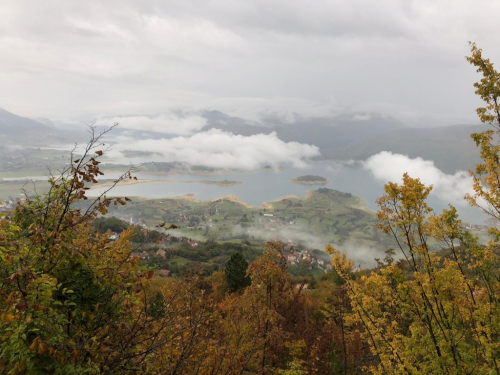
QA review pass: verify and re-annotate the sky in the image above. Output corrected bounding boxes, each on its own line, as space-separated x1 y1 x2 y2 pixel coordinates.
1 0 500 127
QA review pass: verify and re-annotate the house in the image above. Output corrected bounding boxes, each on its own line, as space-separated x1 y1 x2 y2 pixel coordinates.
108 232 119 240
158 269 170 277
317 259 325 266
157 249 166 258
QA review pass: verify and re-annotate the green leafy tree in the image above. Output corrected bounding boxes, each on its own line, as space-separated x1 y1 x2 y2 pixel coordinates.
225 252 251 293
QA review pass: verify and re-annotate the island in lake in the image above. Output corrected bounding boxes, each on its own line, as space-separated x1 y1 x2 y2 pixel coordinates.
289 175 329 185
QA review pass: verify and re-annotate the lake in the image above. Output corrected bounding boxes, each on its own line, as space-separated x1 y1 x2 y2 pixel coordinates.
86 161 487 224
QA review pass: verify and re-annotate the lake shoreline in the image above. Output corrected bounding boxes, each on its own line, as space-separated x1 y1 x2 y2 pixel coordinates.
90 179 243 189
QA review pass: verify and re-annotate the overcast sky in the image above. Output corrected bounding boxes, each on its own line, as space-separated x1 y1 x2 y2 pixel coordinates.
1 0 499 126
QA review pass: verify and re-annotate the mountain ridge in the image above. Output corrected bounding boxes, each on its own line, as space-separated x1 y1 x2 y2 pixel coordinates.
0 108 486 173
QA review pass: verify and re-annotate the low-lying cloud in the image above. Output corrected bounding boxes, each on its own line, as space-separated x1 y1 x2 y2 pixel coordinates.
364 151 475 206
205 96 341 124
110 129 320 170
235 224 383 268
95 112 207 136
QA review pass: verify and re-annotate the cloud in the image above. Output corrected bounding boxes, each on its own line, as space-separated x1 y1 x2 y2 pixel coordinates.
2 1 500 126
109 129 320 170
235 224 383 268
241 225 328 252
95 112 207 135
351 113 372 121
363 151 475 206
335 239 383 269
203 96 341 124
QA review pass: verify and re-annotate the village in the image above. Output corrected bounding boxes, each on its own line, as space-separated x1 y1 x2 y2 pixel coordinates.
101 210 331 278
0 196 26 214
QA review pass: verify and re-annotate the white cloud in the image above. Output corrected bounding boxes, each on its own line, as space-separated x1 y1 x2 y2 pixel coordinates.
95 112 207 135
109 129 320 170
363 151 475 206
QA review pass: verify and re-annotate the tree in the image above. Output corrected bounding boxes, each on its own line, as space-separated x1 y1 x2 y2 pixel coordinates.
225 252 251 293
326 43 500 374
92 216 129 234
0 127 215 374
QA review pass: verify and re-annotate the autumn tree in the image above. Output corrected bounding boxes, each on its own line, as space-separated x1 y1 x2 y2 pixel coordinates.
327 43 500 374
0 126 314 375
0 127 215 374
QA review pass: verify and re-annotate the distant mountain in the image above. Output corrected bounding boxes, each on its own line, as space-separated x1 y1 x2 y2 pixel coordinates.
0 108 51 137
322 124 488 174
202 111 487 173
202 111 406 151
0 108 81 144
32 117 55 127
3 107 484 174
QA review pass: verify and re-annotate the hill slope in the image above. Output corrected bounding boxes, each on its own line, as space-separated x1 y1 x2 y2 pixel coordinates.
0 108 76 144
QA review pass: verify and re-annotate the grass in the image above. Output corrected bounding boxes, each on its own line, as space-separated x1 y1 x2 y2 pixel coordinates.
169 257 190 266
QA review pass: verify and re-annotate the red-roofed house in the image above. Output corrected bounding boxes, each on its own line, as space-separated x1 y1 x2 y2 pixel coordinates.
158 269 170 277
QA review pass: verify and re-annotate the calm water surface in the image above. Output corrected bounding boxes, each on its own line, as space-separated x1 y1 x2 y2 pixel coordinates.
85 161 486 224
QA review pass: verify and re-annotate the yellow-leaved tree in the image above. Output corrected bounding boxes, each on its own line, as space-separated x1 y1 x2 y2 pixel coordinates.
328 43 500 374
